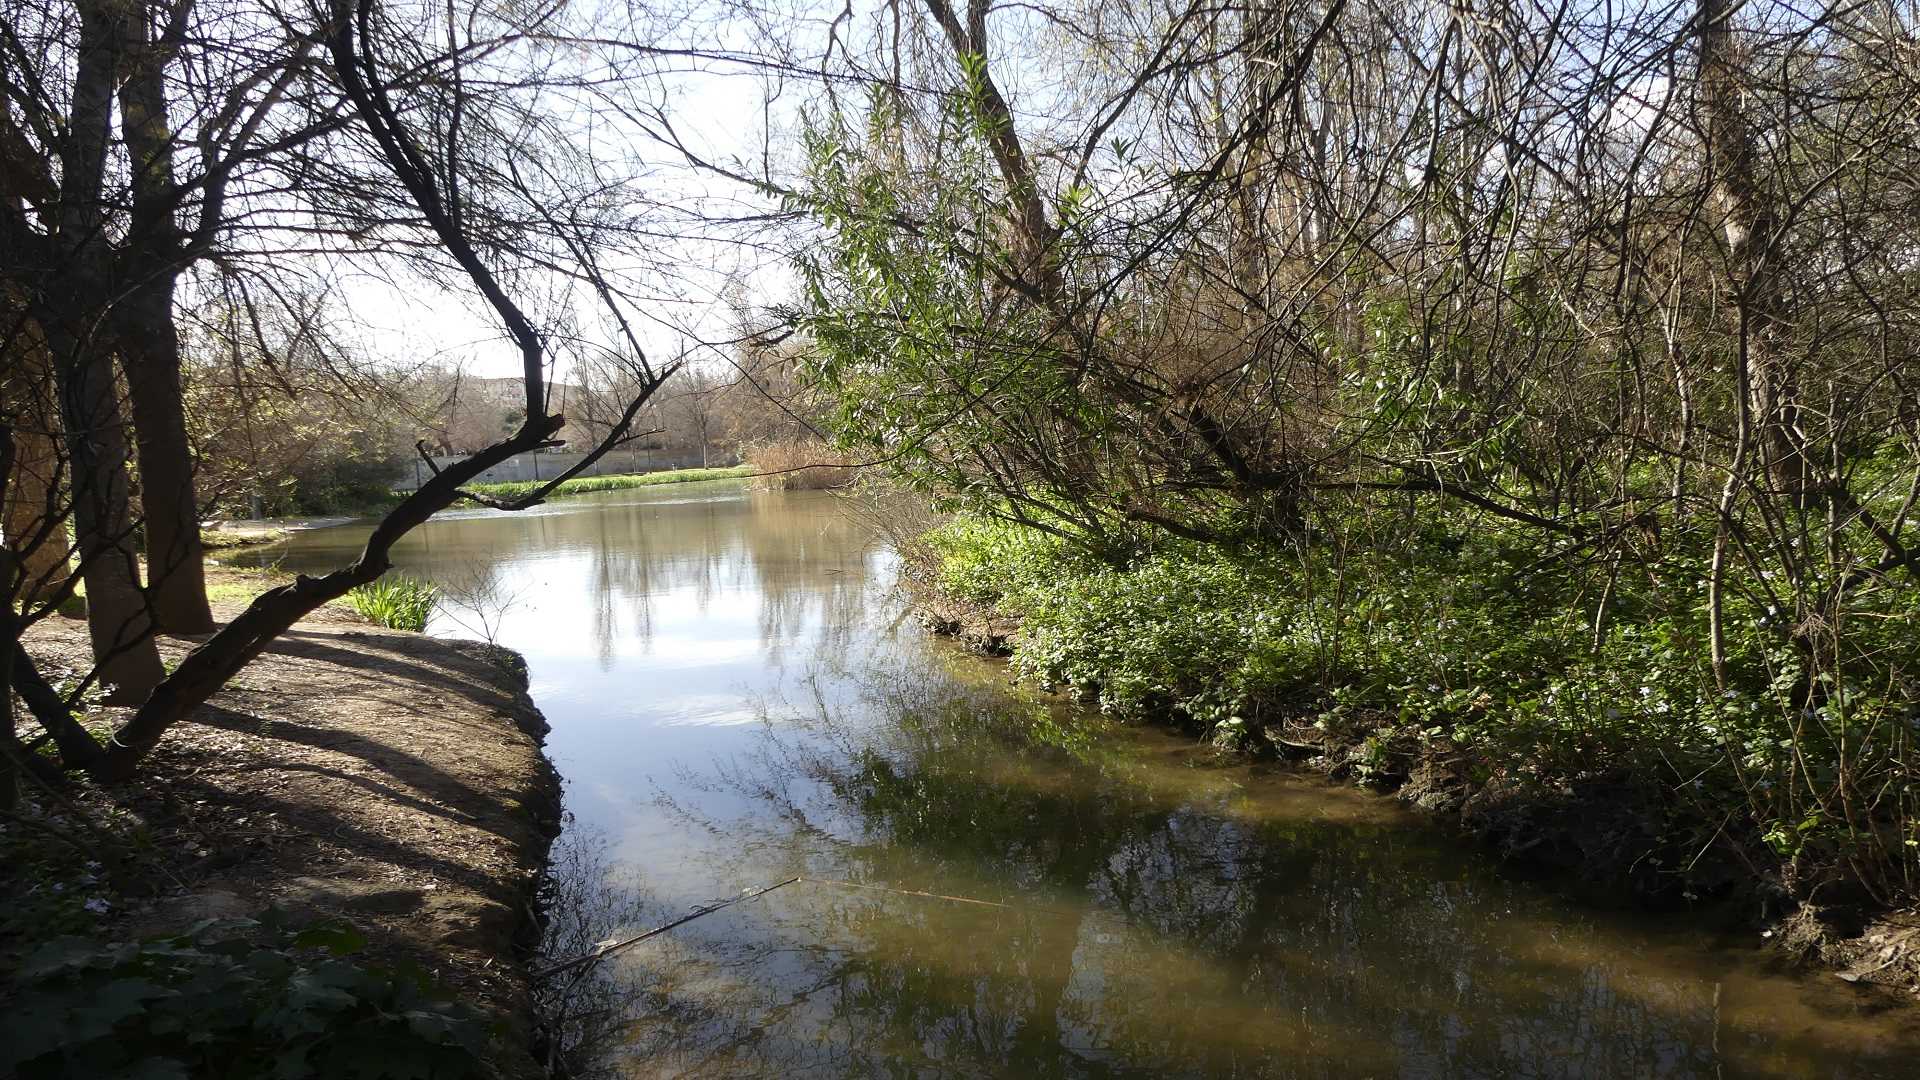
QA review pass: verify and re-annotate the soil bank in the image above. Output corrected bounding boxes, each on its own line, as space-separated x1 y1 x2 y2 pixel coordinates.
17 574 562 1077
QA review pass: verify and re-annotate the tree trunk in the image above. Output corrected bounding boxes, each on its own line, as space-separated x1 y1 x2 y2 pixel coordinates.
1698 0 1805 501
46 321 166 703
114 1 215 635
118 279 214 633
37 0 164 703
1 322 69 604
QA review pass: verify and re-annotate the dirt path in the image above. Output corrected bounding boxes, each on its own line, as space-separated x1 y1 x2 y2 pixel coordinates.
19 584 561 1077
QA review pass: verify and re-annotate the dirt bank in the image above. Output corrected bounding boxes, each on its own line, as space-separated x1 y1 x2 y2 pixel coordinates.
16 575 562 1077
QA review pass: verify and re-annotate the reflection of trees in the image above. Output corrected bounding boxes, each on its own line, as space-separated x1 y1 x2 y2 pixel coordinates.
735 491 879 672
273 492 1918 1077
267 487 881 666
549 662 1910 1079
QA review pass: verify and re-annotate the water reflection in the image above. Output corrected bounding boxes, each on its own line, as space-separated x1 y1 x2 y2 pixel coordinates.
563 661 1919 1078
259 485 1920 1078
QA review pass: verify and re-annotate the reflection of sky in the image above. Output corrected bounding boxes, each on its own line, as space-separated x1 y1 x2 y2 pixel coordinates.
264 485 1920 1079
266 484 909 896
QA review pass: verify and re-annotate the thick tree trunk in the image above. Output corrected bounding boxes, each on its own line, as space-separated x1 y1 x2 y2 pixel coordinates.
114 2 215 635
1 323 70 603
45 320 166 703
37 0 164 703
118 280 213 633
114 13 211 635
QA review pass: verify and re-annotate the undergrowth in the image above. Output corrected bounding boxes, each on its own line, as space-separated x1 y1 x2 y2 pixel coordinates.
925 512 1920 902
1 917 492 1079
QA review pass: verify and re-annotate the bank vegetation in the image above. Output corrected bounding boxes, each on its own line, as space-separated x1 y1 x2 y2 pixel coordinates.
777 0 1920 931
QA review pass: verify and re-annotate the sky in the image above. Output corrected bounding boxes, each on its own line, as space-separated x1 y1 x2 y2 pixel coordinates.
317 0 1104 388
320 0 823 385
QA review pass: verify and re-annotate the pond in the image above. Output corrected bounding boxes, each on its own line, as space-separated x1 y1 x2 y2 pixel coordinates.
252 482 1920 1078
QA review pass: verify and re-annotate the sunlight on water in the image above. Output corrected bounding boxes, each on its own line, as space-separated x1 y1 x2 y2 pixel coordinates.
258 482 1920 1079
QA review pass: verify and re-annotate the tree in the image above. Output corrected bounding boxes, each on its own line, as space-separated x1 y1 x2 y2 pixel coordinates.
1 0 335 639
6 0 683 780
0 315 67 604
182 291 417 516
782 0 1920 887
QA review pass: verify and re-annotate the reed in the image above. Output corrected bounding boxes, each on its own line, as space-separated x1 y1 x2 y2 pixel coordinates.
344 575 439 631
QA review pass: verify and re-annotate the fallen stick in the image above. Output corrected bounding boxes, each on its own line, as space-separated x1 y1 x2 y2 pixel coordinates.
531 875 1078 980
532 876 801 979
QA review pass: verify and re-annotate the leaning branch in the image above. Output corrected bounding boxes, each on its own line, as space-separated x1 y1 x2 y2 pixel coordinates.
85 0 671 780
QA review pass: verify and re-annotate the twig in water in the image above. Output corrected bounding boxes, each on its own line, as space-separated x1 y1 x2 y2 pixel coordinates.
532 876 801 979
530 874 1080 980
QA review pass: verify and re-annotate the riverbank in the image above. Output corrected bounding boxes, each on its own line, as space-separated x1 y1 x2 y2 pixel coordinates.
460 464 751 502
201 516 359 550
907 534 1920 999
5 569 562 1077
204 466 755 529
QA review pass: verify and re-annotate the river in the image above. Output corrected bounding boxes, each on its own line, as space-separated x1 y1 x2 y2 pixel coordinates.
250 481 1920 1078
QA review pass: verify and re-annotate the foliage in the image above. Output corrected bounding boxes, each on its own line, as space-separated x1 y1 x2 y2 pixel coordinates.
1 918 493 1079
185 351 415 519
785 0 1920 908
927 509 1920 884
345 576 440 631
789 97 1129 547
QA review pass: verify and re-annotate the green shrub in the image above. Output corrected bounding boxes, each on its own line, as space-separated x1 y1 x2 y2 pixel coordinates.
924 510 1911 796
346 576 439 631
924 515 1077 605
1 919 492 1079
925 507 1920 889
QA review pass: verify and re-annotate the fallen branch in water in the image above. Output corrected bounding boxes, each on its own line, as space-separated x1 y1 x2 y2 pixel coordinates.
531 874 1082 979
532 876 801 979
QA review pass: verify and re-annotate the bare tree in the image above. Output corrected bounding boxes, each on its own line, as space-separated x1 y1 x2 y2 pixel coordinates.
6 0 683 780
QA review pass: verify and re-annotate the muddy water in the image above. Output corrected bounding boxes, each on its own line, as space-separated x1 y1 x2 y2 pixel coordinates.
253 483 1920 1077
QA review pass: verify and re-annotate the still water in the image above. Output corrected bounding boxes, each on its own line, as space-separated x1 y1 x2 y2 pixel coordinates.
252 482 1920 1078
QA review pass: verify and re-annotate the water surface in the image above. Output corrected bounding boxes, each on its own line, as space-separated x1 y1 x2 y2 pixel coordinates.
255 483 1920 1078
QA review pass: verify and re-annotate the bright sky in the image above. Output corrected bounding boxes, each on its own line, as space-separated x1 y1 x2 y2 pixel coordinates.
318 0 1106 388
322 0 821 386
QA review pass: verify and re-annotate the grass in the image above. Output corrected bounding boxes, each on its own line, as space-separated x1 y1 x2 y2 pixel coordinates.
458 464 751 502
344 576 439 631
204 566 295 607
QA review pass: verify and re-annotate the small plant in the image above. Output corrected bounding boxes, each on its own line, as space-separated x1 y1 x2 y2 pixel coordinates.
345 575 439 631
